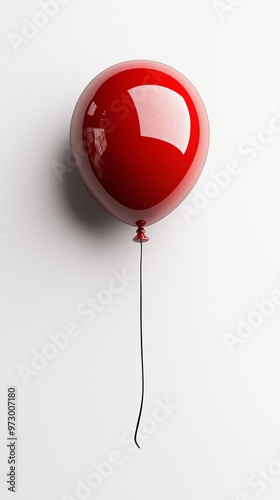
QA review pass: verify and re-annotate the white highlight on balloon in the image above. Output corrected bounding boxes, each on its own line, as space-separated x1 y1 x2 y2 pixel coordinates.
128 85 191 154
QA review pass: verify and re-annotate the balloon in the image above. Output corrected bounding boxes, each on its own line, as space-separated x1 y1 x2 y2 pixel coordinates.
70 60 209 241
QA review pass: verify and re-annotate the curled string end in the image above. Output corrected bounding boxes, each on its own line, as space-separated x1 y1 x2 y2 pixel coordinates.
134 434 141 449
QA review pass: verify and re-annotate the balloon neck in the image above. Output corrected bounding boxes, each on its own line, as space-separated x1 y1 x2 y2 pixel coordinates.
133 220 149 243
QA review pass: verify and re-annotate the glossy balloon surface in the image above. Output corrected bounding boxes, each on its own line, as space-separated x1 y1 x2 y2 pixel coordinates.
70 60 209 227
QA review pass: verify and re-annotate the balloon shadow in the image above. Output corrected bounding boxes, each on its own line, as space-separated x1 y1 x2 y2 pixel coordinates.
57 142 119 234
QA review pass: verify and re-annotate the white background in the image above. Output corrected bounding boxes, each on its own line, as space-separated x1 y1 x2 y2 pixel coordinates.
1 1 280 499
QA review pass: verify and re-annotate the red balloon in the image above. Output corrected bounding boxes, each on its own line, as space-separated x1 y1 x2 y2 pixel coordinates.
70 60 209 240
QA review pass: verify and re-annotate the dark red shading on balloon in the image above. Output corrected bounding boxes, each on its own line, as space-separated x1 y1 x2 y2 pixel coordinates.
70 60 209 228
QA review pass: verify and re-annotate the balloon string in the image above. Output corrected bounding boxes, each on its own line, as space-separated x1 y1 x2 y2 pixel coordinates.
134 240 144 449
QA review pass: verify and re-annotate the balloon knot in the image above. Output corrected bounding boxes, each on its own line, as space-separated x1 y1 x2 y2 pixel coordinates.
133 220 149 243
